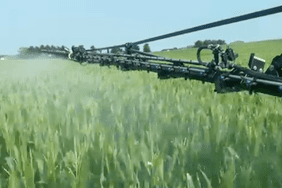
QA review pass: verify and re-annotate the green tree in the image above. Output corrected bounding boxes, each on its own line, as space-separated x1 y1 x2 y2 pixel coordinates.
211 40 217 45
143 44 151 52
218 40 226 45
111 47 121 54
194 40 203 47
203 40 210 46
18 47 29 57
35 46 40 52
90 45 95 50
28 46 35 52
131 44 140 51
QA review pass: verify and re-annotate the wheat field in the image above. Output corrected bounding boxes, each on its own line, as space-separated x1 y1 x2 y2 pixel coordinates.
1 40 282 187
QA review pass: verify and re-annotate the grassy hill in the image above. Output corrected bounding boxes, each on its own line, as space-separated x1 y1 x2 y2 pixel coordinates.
0 40 282 187
154 39 282 67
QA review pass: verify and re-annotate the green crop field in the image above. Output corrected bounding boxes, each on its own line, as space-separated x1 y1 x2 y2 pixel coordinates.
1 40 282 188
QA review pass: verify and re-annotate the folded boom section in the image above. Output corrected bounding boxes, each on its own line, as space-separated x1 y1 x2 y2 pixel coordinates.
34 44 282 97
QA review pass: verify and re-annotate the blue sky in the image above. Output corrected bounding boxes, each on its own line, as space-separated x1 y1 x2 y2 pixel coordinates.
1 0 282 55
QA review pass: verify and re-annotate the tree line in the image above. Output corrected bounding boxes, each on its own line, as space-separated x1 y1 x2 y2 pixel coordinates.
194 39 226 47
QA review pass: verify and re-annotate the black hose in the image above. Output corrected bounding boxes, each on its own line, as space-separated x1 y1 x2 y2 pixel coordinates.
197 46 209 66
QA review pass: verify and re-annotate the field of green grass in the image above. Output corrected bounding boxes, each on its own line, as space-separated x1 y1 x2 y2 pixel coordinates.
155 39 282 67
0 40 282 187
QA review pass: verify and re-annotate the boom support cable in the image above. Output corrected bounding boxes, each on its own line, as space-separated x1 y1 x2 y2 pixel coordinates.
92 5 282 51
